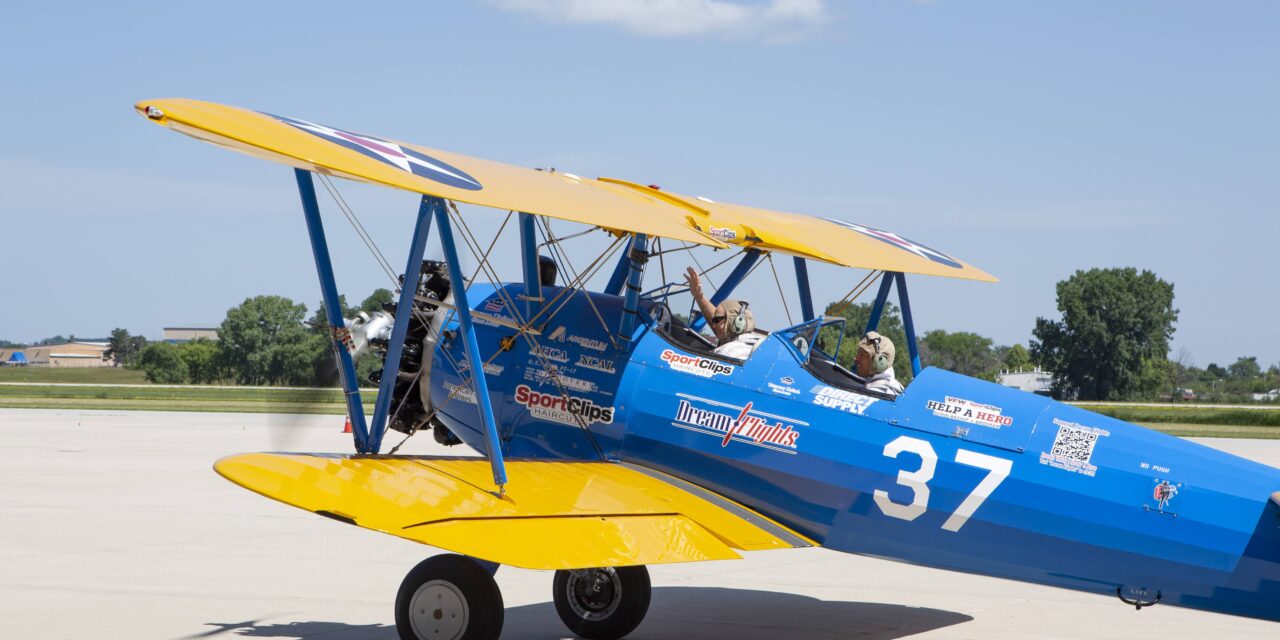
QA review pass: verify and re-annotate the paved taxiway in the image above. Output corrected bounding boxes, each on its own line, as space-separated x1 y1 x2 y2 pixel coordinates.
2 408 1278 639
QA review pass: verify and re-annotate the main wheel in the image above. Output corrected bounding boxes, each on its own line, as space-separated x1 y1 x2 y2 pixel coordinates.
395 554 504 640
552 566 651 640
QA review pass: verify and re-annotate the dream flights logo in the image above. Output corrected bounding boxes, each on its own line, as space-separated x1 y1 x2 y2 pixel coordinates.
266 113 484 191
674 398 800 451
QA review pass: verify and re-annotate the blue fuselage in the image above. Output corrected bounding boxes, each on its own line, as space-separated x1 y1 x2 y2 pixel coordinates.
430 284 1280 622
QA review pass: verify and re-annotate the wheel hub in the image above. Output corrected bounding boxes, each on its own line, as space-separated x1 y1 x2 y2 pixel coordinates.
566 568 622 621
409 579 470 640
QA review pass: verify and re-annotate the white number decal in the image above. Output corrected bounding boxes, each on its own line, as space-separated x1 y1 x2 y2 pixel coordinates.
874 436 1011 533
941 449 1012 532
873 436 937 521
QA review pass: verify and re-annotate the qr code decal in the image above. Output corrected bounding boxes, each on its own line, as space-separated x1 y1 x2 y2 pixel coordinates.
1039 418 1110 477
1050 424 1099 463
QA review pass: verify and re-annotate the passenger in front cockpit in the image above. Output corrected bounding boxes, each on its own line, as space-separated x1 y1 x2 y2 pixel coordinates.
856 331 905 397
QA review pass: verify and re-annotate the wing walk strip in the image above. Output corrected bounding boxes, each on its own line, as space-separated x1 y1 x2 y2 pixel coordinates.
621 462 812 549
405 512 683 529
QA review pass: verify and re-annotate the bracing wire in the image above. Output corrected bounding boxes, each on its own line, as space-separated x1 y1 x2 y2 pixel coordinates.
767 253 793 326
317 174 399 285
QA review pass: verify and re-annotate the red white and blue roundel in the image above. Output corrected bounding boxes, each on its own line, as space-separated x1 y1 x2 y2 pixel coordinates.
265 113 483 191
822 218 961 269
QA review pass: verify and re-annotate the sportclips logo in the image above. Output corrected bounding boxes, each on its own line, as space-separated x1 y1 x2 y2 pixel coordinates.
675 399 800 451
514 385 614 426
660 350 734 378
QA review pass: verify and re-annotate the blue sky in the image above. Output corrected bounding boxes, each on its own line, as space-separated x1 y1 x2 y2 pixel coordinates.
1 1 1276 368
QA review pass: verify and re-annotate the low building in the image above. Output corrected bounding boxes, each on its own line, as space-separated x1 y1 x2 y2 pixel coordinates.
23 342 110 367
163 326 219 343
1 348 27 366
998 368 1053 395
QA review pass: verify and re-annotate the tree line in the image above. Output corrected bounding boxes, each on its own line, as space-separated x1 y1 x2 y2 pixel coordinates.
54 267 1280 402
118 289 393 386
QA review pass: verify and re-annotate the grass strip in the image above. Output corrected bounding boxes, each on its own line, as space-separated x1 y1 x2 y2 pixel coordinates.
1137 422 1280 440
1086 405 1280 427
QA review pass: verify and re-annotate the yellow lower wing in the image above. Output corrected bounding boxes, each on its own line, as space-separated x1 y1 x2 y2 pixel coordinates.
215 454 811 570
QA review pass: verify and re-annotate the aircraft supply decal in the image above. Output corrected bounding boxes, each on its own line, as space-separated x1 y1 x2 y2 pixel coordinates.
514 384 614 426
812 385 877 415
926 396 1012 429
672 394 805 454
266 113 484 191
661 350 734 378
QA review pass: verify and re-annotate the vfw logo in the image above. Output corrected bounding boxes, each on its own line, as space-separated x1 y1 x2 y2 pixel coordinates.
660 350 734 378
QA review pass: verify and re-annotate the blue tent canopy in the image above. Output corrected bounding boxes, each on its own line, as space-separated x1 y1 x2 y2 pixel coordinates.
7 352 27 364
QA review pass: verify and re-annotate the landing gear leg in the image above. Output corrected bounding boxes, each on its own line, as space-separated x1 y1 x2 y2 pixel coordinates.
553 566 651 640
395 554 504 640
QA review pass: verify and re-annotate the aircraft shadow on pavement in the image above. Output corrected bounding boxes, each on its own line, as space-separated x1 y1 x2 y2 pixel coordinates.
187 587 971 639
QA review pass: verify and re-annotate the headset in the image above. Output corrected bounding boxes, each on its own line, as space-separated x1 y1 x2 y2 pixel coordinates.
863 332 891 374
728 300 750 335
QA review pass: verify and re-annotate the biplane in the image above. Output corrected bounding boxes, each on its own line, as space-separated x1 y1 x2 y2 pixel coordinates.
137 99 1280 640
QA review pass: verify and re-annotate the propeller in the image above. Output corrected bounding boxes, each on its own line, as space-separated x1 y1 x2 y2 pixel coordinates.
265 310 392 451
264 253 460 452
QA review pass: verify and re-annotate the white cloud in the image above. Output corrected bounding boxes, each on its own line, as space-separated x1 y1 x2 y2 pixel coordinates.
491 0 830 41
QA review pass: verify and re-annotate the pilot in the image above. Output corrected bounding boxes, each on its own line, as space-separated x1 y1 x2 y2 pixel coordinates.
856 331 905 396
684 267 763 359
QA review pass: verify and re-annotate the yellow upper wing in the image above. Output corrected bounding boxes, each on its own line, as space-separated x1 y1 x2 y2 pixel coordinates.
138 98 994 282
215 453 811 570
639 187 997 282
135 99 724 248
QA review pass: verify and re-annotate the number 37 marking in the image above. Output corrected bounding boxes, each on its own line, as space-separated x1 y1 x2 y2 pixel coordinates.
873 435 1012 532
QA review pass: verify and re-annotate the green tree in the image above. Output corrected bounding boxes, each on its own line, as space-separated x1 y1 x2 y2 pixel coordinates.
177 339 222 384
920 330 1001 381
1001 343 1033 372
219 296 325 386
359 288 395 314
138 343 189 383
817 301 912 383
104 328 147 368
1031 268 1178 400
1228 356 1261 380
308 294 350 332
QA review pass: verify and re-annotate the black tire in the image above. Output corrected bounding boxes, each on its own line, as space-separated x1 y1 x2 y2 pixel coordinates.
553 566 651 640
395 554 504 640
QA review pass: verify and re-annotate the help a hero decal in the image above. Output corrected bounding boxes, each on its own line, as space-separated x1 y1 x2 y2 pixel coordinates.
660 349 734 378
672 394 804 453
266 113 484 191
927 396 1012 429
514 384 614 427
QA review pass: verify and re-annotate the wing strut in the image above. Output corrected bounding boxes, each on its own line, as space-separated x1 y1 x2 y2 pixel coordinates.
617 233 649 346
367 196 435 453
432 198 509 491
794 256 815 322
864 272 923 377
295 169 371 451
